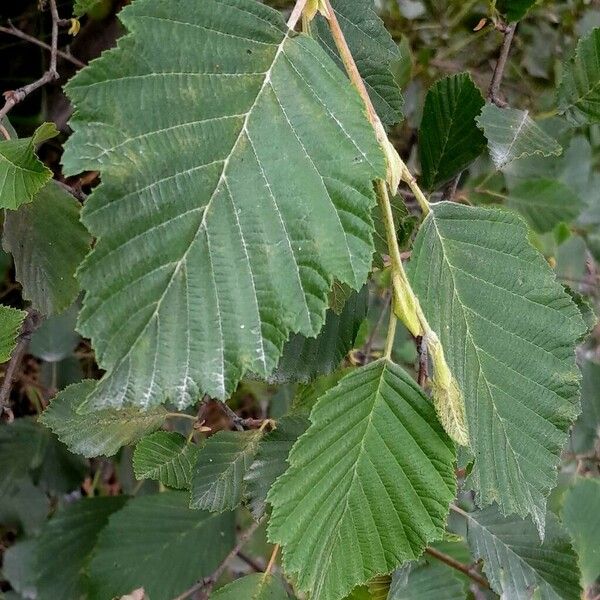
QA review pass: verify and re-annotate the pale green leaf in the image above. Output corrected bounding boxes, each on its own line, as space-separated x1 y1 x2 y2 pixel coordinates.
62 0 385 411
34 496 127 600
506 178 583 233
476 104 562 169
3 181 91 315
0 305 26 363
190 429 263 512
408 202 586 532
133 430 200 489
419 73 486 190
244 415 309 519
271 287 367 383
463 505 581 600
40 380 167 458
29 303 80 362
268 359 456 600
0 123 58 209
388 562 466 600
313 0 404 126
557 28 600 125
88 491 235 600
212 574 290 599
562 478 600 587
496 0 538 21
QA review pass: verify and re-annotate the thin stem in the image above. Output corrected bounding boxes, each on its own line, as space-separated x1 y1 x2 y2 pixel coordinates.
425 546 490 589
383 310 397 360
264 544 280 577
48 0 60 76
164 412 198 422
487 22 516 106
287 0 309 29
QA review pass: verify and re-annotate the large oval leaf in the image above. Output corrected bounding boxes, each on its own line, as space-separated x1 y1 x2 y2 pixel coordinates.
62 0 385 410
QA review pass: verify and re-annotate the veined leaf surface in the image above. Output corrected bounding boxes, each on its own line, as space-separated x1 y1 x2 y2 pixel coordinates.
0 306 26 363
62 0 385 410
408 202 585 532
268 359 456 600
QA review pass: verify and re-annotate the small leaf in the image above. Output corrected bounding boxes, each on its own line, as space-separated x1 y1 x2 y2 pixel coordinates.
133 431 200 490
557 28 600 125
389 562 466 600
408 202 586 533
496 0 538 21
34 496 127 600
190 429 263 512
562 478 600 587
244 415 309 519
3 181 91 315
419 73 486 190
0 122 58 209
463 505 581 599
88 491 235 600
476 104 562 169
506 178 583 233
0 305 26 363
313 0 404 126
40 380 167 458
211 573 290 599
268 359 456 600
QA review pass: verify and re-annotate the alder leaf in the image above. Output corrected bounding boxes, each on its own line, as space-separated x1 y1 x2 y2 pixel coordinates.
244 415 309 519
189 429 263 512
463 505 581 600
40 380 167 458
408 202 586 533
476 104 562 169
0 122 58 209
133 431 200 489
312 0 404 127
62 0 385 410
3 182 91 315
388 562 466 600
496 0 538 22
0 305 26 363
271 286 367 383
212 574 290 599
561 478 600 587
88 491 235 600
419 73 486 190
268 359 456 600
506 178 583 233
557 28 600 125
34 496 127 600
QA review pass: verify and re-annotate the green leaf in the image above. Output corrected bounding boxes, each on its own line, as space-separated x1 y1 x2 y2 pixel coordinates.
268 359 456 600
271 286 367 383
40 380 167 458
419 73 486 190
572 360 600 453
244 415 309 519
506 178 583 233
496 0 538 21
0 305 26 363
62 0 385 410
562 478 600 587
0 418 47 486
0 478 48 536
3 539 38 599
133 431 200 489
88 491 235 600
190 429 262 512
34 496 127 600
557 28 600 125
476 104 562 169
73 0 104 17
3 181 91 315
0 123 58 209
408 202 586 532
29 303 80 362
212 574 290 599
463 505 581 599
291 367 353 415
313 0 404 127
389 562 466 600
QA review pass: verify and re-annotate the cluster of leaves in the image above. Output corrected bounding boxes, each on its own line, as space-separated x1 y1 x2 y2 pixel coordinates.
0 0 599 599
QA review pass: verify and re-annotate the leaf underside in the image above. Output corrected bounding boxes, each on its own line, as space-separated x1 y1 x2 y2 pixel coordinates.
62 0 385 411
408 202 586 533
268 359 456 600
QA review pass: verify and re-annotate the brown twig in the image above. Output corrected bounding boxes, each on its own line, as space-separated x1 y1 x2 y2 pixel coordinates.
0 0 63 134
425 546 490 589
487 22 516 106
0 23 85 69
172 518 263 600
0 309 42 420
